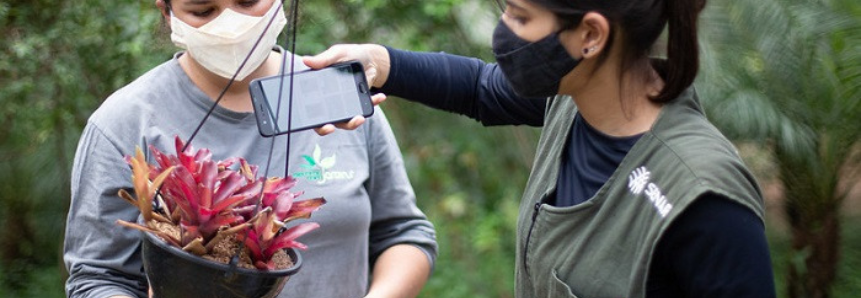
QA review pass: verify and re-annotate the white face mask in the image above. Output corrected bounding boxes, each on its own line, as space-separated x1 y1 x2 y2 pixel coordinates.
170 2 287 81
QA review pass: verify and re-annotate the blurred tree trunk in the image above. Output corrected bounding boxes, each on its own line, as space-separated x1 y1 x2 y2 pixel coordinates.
0 185 37 290
786 208 840 298
780 147 844 298
699 0 861 297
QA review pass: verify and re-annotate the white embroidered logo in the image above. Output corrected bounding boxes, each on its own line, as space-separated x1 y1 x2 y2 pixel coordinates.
627 166 673 218
628 167 650 195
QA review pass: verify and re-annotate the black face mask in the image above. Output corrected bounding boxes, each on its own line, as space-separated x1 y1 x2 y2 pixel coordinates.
492 20 581 98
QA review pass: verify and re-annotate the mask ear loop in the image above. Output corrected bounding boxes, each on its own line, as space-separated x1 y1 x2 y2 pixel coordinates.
277 0 299 177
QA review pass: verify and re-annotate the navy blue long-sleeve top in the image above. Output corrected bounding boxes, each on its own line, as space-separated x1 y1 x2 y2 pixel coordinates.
378 47 776 298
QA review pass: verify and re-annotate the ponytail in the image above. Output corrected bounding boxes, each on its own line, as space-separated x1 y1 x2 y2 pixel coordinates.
653 0 707 103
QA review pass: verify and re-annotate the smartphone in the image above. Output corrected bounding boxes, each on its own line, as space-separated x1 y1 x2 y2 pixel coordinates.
249 60 374 136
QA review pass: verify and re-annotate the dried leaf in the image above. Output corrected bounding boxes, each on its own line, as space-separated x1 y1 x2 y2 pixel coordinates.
182 237 207 256
116 220 181 247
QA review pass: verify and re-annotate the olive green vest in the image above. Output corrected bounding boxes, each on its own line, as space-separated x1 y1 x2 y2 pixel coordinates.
514 88 765 298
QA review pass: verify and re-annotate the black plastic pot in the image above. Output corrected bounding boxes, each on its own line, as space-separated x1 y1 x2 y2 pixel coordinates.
141 231 302 298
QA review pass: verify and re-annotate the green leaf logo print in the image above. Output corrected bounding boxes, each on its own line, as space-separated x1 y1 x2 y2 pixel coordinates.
294 144 353 184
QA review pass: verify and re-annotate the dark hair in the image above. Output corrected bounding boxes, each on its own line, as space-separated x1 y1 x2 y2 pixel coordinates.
528 0 707 103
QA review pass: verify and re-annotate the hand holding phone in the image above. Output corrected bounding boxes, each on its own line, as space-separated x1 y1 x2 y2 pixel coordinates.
302 44 392 89
250 60 375 136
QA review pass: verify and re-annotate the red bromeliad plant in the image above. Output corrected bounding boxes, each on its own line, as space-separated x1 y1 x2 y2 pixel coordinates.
117 136 325 270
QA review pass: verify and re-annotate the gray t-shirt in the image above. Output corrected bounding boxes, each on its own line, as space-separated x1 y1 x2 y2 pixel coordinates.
64 52 437 298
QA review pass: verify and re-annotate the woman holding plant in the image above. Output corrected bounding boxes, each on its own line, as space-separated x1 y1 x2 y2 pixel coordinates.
63 1 437 298
307 0 777 297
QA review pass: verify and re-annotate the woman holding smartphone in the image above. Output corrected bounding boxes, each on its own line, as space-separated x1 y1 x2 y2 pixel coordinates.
63 1 436 298
306 0 776 297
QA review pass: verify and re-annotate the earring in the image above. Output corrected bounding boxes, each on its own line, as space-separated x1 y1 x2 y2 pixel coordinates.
583 46 598 55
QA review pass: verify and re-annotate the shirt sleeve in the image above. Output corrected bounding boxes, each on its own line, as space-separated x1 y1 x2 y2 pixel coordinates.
64 123 148 298
378 47 546 127
648 193 777 298
363 107 438 269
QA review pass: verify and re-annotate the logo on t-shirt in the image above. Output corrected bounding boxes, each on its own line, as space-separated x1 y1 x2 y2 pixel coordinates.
628 166 673 218
293 144 355 184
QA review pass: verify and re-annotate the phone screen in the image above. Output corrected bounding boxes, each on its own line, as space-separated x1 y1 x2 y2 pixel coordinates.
250 61 374 136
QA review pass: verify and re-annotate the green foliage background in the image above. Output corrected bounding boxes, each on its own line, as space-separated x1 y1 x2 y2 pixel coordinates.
0 0 858 297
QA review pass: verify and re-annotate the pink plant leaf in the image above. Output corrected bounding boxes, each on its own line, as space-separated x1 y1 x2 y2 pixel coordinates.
269 193 297 219
263 222 319 258
263 177 296 196
174 135 186 153
250 208 276 242
167 182 195 222
261 192 285 209
212 172 244 204
194 148 212 166
233 180 264 204
211 194 253 215
197 207 218 223
282 198 327 222
175 173 200 222
174 137 199 174
149 144 177 173
217 157 238 170
171 166 199 200
238 229 264 261
198 160 218 209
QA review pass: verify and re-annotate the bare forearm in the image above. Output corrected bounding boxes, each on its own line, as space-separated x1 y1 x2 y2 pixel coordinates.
365 244 431 298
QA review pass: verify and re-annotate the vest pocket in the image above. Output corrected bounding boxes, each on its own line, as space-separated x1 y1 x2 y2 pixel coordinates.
550 269 581 298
